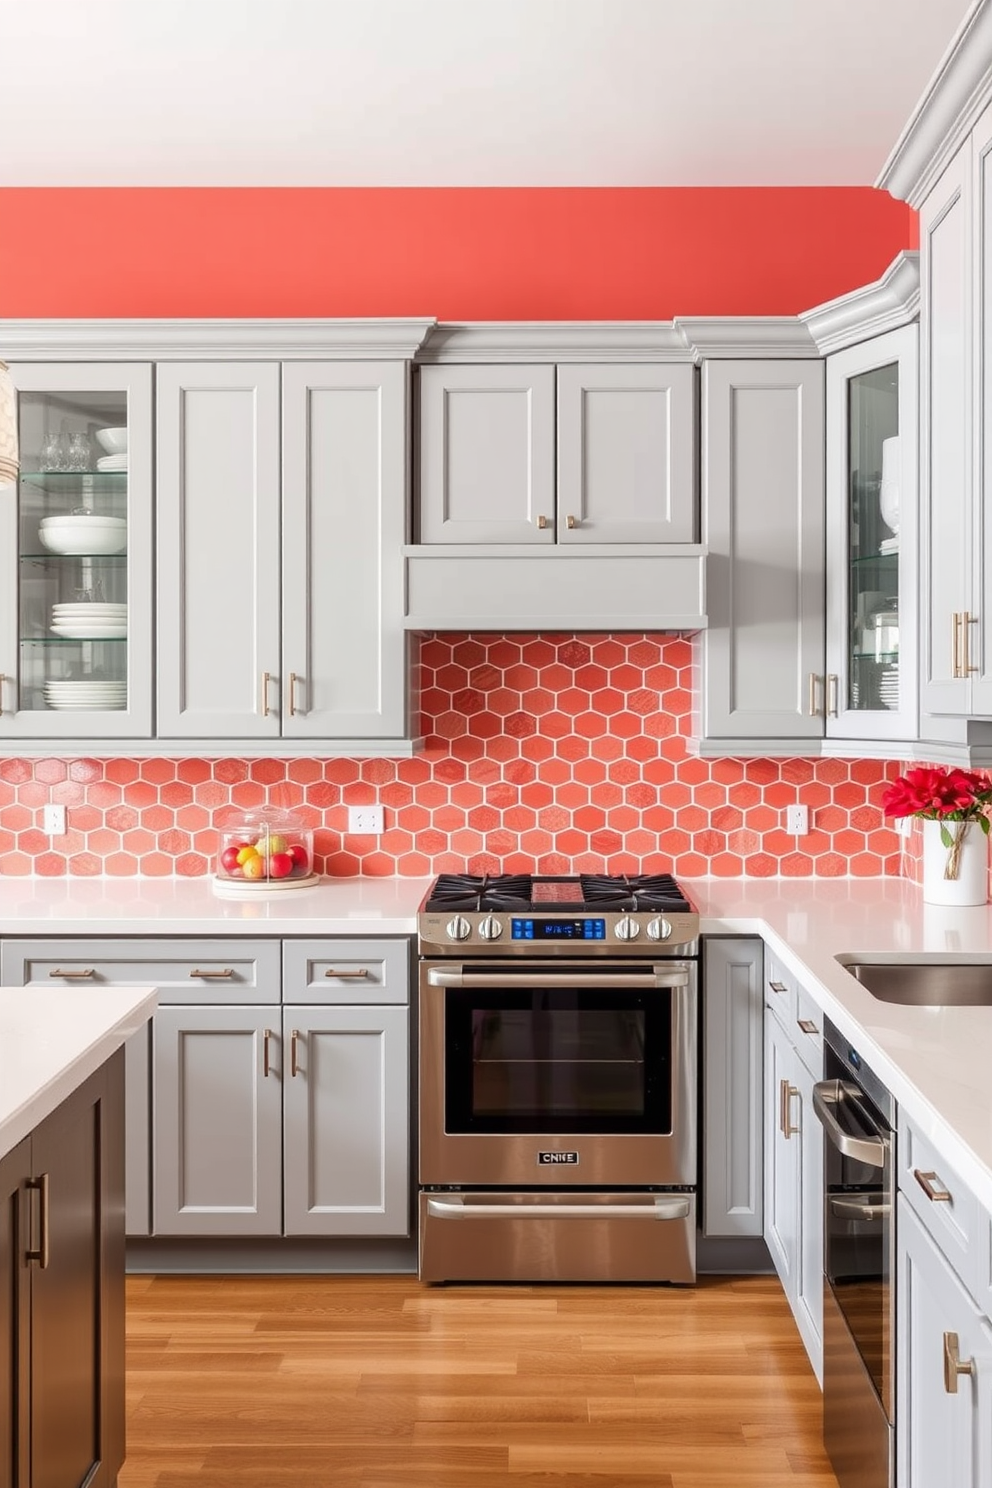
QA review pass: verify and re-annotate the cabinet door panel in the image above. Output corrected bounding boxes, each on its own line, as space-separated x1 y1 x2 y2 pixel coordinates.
156 362 281 737
557 363 695 543
282 362 408 738
152 1006 282 1236
764 1009 799 1300
920 141 972 716
794 1055 824 1385
974 101 992 714
283 1006 409 1237
0 1139 30 1488
701 360 825 740
897 1196 988 1488
419 365 555 543
702 938 763 1237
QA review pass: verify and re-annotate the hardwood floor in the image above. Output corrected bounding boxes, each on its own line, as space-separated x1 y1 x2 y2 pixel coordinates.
119 1274 839 1487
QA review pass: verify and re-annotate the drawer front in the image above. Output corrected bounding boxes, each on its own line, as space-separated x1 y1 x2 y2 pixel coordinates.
0 938 281 1004
763 948 796 1027
899 1113 979 1286
792 982 824 1079
282 938 411 1004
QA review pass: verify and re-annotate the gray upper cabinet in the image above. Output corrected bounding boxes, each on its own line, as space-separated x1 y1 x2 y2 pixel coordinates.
156 362 282 739
418 364 555 544
698 358 825 744
157 358 412 744
418 359 694 545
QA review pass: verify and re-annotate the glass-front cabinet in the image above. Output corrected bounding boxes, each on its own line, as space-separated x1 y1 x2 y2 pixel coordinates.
0 364 151 739
825 324 918 742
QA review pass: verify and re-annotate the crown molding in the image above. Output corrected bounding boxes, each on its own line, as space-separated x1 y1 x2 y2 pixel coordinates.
0 318 437 361
876 0 992 206
674 317 818 361
799 251 920 354
416 322 691 362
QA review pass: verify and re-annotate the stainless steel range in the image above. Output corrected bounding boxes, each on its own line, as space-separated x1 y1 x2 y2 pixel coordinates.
417 872 699 1284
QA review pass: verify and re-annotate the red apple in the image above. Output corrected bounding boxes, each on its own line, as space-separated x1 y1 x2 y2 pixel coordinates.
220 845 243 874
268 851 294 879
287 844 310 874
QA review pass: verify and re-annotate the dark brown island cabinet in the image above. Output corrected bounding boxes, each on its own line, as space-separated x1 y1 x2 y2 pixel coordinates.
0 1050 125 1488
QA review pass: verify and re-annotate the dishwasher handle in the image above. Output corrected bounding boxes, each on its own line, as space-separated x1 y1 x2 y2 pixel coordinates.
813 1080 887 1169
426 1197 692 1221
426 965 689 990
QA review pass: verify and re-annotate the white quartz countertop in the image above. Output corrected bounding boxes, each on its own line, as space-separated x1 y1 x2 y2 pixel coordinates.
2 873 992 1215
0 984 157 1161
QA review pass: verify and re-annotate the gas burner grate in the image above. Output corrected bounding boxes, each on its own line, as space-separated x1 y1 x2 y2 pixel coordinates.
580 873 691 913
425 873 534 913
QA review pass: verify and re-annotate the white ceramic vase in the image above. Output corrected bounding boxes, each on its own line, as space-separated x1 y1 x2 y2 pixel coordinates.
921 818 989 906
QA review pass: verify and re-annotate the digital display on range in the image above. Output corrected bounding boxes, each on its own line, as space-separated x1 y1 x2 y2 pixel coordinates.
511 918 606 940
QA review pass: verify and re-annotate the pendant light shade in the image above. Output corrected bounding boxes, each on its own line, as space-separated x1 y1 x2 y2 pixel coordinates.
0 361 18 486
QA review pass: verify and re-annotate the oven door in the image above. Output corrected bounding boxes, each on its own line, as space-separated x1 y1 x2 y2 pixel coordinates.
419 958 696 1188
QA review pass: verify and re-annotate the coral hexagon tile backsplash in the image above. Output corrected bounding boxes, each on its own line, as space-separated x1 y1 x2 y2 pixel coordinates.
0 633 904 878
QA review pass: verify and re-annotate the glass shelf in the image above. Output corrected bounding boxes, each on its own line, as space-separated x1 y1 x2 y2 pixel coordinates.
19 471 128 496
20 637 128 646
852 650 899 663
20 552 127 562
850 552 899 568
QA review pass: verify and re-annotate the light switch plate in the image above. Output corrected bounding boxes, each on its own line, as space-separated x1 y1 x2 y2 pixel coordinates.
786 804 809 836
348 805 384 835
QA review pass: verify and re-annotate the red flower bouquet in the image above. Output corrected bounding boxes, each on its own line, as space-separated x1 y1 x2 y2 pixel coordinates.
882 766 992 877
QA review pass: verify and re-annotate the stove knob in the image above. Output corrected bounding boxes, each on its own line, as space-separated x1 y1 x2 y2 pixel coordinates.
445 915 472 942
615 915 640 941
478 914 503 941
646 917 673 942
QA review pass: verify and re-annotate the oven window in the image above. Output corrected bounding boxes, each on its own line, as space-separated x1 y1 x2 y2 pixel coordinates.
444 987 672 1134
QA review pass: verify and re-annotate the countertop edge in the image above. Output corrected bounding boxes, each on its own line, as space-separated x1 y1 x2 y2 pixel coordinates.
0 986 158 1162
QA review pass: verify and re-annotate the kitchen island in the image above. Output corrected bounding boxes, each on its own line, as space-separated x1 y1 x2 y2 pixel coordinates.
1 984 156 1488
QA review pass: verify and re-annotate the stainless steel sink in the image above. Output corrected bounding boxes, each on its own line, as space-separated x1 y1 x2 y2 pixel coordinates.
842 958 992 1006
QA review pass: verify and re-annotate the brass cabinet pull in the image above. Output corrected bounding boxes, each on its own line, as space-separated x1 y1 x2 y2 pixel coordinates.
963 612 978 675
535 514 549 530
826 674 839 717
943 1331 975 1393
797 1018 819 1035
807 672 821 717
189 968 234 979
565 514 578 529
49 967 95 979
914 1168 952 1203
25 1173 50 1269
779 1078 788 1136
263 1028 272 1078
290 1029 300 1078
260 671 271 718
768 980 788 995
287 672 299 717
952 613 970 679
0 672 4 717
783 1084 800 1139
324 967 369 979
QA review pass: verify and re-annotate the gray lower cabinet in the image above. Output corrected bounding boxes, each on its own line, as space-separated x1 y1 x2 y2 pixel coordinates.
0 1053 126 1488
762 952 824 1384
897 1197 992 1488
702 937 763 1238
698 359 825 746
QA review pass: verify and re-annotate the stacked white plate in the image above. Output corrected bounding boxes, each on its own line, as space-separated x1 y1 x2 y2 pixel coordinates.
96 454 128 472
878 666 899 710
43 680 127 711
51 603 127 640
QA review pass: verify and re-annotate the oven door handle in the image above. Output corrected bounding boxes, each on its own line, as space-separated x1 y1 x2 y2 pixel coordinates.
829 1196 892 1221
812 1080 887 1169
425 1197 692 1221
426 966 689 990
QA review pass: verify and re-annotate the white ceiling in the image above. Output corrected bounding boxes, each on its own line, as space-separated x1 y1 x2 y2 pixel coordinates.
0 0 973 187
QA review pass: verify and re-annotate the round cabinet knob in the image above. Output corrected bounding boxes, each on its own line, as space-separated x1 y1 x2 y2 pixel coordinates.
614 915 640 941
446 915 472 942
646 917 672 942
478 914 503 941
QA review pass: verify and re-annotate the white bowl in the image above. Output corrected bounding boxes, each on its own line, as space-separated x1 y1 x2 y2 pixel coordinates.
41 513 126 528
39 526 127 556
95 427 128 455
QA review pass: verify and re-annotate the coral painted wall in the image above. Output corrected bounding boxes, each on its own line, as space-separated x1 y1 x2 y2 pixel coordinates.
0 187 915 319
0 635 903 880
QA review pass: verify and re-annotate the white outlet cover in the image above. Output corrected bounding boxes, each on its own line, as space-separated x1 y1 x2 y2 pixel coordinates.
348 805 384 834
43 803 66 835
786 805 809 836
